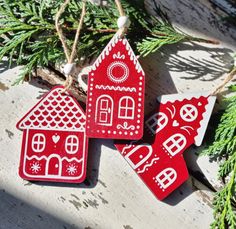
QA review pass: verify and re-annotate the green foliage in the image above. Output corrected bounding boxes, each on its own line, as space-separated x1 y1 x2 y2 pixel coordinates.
203 79 236 229
0 0 211 83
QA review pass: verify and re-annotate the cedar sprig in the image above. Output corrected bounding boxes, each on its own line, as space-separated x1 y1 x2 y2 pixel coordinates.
0 0 218 83
202 63 236 228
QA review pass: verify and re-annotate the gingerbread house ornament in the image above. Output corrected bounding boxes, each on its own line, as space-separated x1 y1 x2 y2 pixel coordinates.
115 92 216 200
16 86 88 183
86 33 145 139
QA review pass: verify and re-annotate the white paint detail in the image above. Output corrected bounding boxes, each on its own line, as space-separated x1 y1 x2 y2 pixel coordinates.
32 133 46 153
155 168 177 190
163 133 187 157
95 95 113 126
117 122 135 130
107 61 129 83
125 144 153 169
146 112 168 135
95 85 136 92
180 104 198 122
65 135 79 154
137 157 160 174
52 134 60 144
118 96 135 120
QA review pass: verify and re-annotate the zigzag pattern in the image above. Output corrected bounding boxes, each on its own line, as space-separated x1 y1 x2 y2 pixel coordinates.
95 85 136 92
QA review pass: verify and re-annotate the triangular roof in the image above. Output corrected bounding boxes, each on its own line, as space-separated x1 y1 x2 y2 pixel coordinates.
17 86 86 131
157 92 216 146
91 32 144 75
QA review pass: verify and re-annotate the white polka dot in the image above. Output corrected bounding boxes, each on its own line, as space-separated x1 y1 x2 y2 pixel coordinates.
119 131 122 135
135 131 138 134
97 130 100 133
137 114 141 118
137 120 140 123
130 132 133 135
139 76 143 80
88 109 91 112
138 98 142 101
139 155 143 159
102 130 105 133
91 73 94 76
138 103 141 107
137 125 140 129
138 109 141 112
90 87 93 90
138 93 142 96
90 84 93 87
113 131 117 134
124 131 128 135
89 98 92 101
87 126 90 129
139 82 142 85
89 92 93 96
108 130 111 134
139 87 142 91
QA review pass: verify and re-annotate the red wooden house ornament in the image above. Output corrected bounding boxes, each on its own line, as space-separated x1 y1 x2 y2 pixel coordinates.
115 93 216 200
16 86 88 183
86 33 145 139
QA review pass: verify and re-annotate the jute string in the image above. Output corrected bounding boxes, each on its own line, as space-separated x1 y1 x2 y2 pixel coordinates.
211 67 236 96
115 0 128 37
55 0 86 91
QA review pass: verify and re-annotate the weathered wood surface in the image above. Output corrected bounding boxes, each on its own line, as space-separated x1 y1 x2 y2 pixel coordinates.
0 0 236 228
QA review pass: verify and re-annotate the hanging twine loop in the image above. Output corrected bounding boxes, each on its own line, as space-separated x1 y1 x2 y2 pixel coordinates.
115 0 130 37
210 67 236 96
55 0 86 92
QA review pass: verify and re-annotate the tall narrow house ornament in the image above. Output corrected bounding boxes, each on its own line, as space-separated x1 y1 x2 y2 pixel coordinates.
86 33 145 139
16 86 88 183
115 93 216 200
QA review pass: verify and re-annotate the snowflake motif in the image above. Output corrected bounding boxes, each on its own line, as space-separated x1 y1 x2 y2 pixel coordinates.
30 162 41 174
66 163 78 175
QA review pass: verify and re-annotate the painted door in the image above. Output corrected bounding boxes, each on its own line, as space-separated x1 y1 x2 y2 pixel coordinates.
46 155 61 176
95 95 113 126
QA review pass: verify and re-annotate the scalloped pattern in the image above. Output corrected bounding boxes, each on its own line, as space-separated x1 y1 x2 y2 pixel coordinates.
18 87 86 130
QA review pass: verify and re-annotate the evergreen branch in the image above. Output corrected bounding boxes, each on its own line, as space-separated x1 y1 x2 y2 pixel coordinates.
203 83 236 228
0 0 219 83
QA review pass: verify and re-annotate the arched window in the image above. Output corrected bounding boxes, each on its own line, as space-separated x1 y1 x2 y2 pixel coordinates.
163 133 186 157
155 168 177 190
118 96 135 119
65 135 79 154
146 112 168 134
32 133 46 152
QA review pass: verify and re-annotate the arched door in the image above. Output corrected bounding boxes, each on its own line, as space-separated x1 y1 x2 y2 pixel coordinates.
95 95 113 126
46 155 61 176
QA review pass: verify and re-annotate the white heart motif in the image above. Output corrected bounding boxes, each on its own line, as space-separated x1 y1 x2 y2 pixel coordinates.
52 135 60 144
198 102 202 106
173 120 179 127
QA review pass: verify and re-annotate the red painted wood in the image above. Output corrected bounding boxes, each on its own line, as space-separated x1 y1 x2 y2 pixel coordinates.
16 86 88 183
115 93 216 200
86 33 145 139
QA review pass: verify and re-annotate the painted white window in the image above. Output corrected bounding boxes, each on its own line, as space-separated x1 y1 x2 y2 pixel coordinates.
180 104 198 122
146 112 168 135
156 168 177 190
32 133 46 153
163 133 186 157
65 135 79 154
118 96 135 119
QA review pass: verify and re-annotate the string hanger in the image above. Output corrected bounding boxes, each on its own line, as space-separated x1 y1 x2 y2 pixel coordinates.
211 67 236 96
55 0 86 91
115 0 130 37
